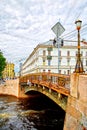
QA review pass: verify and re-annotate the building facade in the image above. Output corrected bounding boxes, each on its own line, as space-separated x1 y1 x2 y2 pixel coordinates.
21 40 87 76
3 62 15 79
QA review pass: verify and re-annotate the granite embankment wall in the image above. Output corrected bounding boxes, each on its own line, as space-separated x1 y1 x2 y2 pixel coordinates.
0 78 28 98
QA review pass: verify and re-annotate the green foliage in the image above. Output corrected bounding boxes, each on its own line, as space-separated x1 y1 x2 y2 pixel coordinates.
0 51 6 78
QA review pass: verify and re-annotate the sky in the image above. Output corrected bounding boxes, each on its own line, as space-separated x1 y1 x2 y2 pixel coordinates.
0 0 87 72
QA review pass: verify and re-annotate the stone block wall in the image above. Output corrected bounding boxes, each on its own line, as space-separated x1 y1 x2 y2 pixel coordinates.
0 78 28 98
64 73 87 130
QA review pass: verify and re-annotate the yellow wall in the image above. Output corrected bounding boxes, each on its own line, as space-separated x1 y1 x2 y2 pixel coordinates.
3 63 15 79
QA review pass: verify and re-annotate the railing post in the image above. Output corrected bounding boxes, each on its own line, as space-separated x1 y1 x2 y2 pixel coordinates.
43 86 45 90
57 93 62 100
49 88 51 93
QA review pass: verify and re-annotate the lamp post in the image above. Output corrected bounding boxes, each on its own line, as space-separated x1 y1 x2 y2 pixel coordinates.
74 20 84 73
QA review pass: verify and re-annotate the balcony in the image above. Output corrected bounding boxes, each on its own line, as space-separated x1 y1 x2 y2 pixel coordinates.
47 47 53 51
47 55 52 60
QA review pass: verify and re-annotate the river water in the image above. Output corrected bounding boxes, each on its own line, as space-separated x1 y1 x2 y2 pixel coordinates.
0 94 65 130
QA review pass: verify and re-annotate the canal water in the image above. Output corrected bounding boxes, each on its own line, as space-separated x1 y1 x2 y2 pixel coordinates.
0 94 65 130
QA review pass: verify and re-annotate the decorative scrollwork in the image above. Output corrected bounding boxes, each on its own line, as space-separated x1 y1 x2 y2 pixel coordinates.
58 77 66 87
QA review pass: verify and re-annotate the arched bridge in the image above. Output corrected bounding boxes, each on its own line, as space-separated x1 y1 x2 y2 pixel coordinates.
19 72 70 111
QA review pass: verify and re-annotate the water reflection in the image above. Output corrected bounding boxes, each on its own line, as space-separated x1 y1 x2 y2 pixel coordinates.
0 95 65 130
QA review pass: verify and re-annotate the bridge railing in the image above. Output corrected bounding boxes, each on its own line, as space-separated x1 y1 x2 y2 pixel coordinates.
19 72 70 93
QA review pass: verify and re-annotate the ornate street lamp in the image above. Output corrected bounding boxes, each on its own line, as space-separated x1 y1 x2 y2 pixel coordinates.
74 20 84 73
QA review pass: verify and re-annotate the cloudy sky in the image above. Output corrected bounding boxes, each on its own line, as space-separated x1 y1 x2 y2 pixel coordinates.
0 0 87 72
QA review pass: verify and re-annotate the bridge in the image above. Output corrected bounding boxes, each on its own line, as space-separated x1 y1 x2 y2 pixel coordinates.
0 72 86 129
20 72 70 111
19 72 87 130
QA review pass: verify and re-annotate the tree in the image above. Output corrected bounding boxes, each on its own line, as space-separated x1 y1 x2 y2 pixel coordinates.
0 51 6 78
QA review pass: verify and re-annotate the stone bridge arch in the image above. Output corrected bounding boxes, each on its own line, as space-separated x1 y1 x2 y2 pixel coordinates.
24 85 68 111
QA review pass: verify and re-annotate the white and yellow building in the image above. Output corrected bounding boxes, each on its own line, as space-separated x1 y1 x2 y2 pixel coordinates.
3 62 15 79
21 40 87 76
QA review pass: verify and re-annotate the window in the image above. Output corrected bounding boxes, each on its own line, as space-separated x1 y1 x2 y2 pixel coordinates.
81 51 83 56
48 50 51 55
43 59 45 66
48 70 51 73
48 60 51 66
86 60 87 66
43 50 46 56
67 51 70 56
76 51 78 56
43 69 45 72
67 70 70 75
59 70 61 74
86 52 87 56
67 59 70 65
